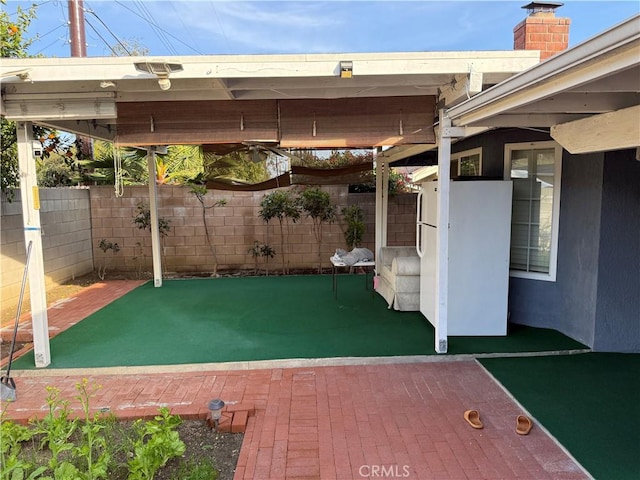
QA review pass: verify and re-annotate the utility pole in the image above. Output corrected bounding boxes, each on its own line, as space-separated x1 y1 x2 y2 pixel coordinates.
68 0 93 158
68 0 87 57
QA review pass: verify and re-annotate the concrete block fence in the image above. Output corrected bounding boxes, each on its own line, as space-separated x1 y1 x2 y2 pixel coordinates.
1 188 94 307
89 185 417 275
1 185 417 305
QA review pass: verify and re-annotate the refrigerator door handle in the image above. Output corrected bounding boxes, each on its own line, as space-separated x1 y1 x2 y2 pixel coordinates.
416 190 424 258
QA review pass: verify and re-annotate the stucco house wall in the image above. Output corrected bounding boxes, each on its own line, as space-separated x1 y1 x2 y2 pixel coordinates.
593 149 640 352
509 148 640 352
450 129 639 352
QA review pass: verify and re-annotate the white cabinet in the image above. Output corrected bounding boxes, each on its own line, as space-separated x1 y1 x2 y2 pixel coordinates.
417 180 513 336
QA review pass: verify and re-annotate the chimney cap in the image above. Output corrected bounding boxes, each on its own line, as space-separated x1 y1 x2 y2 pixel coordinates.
522 1 564 13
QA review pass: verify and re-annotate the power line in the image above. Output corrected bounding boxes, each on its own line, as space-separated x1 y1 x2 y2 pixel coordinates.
112 0 203 55
34 35 66 56
6 0 54 17
84 17 119 56
11 1 69 56
209 0 231 54
29 23 67 55
36 23 66 40
83 4 132 55
134 0 177 55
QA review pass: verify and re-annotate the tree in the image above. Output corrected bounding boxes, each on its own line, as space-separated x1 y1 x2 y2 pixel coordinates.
133 202 172 274
37 153 80 187
1 1 80 198
80 141 148 185
109 38 149 57
298 187 336 273
159 145 204 184
0 0 38 58
190 184 227 276
1 0 37 198
202 150 269 185
258 190 300 275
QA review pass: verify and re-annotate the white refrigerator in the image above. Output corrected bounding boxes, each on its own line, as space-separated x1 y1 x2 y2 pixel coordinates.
416 180 513 336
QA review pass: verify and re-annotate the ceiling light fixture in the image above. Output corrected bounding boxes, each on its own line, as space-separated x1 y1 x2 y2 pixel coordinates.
157 77 171 91
133 60 183 91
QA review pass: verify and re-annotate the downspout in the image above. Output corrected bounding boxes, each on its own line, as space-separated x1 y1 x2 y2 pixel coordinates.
147 147 163 287
16 121 51 367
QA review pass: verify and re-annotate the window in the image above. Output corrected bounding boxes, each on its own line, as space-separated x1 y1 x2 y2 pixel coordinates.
450 148 482 178
505 141 562 281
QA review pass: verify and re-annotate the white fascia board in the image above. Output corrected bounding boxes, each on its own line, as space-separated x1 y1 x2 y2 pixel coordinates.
376 144 435 164
3 97 116 121
448 15 640 126
0 51 539 83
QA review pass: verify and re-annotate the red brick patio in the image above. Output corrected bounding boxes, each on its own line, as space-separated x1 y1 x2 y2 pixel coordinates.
1 280 589 479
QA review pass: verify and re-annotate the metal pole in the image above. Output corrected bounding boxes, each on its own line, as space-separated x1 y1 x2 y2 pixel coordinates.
68 0 87 57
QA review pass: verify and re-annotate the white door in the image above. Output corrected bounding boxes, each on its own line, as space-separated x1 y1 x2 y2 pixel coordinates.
420 183 438 326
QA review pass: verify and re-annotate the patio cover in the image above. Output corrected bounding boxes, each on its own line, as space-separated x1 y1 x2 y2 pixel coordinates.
1 49 540 366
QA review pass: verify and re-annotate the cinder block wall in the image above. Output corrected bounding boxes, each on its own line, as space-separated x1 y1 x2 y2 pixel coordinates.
89 185 417 274
0 188 94 306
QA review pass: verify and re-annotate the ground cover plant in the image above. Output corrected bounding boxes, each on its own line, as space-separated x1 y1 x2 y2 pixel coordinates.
0 380 241 480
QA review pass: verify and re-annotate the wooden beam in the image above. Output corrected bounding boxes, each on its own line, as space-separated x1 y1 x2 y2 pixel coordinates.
438 72 483 108
37 120 116 142
550 105 640 154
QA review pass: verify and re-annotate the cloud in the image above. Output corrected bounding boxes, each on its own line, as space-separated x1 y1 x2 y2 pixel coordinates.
156 1 348 54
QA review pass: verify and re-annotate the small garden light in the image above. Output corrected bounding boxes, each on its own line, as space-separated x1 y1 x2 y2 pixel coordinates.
208 398 225 430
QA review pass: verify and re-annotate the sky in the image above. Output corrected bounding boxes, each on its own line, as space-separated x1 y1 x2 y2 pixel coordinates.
5 0 640 58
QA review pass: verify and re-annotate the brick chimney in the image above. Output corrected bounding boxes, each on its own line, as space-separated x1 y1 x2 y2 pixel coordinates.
514 1 570 61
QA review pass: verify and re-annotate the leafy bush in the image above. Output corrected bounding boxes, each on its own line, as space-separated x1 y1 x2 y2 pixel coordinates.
0 381 190 480
97 239 120 280
298 187 336 273
341 205 365 249
259 190 300 274
128 408 185 480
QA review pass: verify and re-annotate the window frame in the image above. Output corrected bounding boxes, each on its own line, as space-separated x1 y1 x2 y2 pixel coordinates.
451 147 482 178
504 141 562 282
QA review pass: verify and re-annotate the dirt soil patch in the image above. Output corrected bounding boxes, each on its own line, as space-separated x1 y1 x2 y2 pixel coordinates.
160 421 243 480
1 272 245 478
1 272 100 328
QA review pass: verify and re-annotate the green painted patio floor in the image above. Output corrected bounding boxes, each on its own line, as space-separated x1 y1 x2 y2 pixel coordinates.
481 353 640 480
13 276 587 369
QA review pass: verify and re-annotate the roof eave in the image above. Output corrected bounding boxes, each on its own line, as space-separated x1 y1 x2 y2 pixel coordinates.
447 14 640 126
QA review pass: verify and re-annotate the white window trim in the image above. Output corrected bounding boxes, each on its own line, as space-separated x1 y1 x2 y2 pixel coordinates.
451 147 482 176
504 141 562 282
